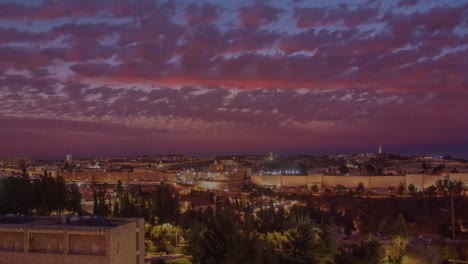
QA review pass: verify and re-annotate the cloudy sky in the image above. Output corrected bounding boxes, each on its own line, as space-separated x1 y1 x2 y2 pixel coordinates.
0 0 467 159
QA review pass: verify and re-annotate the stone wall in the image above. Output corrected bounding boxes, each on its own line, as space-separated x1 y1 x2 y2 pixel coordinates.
192 180 243 191
60 170 176 184
252 173 468 190
322 176 371 189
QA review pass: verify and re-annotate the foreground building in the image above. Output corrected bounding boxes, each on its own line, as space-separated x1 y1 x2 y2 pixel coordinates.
0 215 144 264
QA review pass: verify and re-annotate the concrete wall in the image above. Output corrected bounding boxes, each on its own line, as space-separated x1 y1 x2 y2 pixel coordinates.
252 173 468 190
68 234 106 256
109 218 144 264
30 233 64 254
0 231 23 252
0 251 108 264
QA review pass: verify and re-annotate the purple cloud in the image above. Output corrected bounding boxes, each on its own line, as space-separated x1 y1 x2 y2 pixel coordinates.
0 0 467 158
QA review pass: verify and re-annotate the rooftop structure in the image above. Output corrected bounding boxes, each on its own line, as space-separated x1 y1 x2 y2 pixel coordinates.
0 215 144 264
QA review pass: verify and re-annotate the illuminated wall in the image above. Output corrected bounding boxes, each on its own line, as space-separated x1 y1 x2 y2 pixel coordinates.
251 173 468 190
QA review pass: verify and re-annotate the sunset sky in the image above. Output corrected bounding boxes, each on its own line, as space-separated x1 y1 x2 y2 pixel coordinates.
0 0 467 159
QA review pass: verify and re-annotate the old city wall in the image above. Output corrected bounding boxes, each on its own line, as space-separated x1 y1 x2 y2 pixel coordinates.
192 180 244 191
60 171 176 183
251 175 282 187
406 173 468 189
59 170 468 190
449 173 468 185
252 173 468 190
322 175 371 189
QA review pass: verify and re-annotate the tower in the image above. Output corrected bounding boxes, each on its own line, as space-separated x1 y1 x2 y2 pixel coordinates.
66 149 73 164
378 145 382 155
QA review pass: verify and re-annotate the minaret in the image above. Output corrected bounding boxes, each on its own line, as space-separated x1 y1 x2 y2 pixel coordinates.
66 149 73 164
378 145 382 155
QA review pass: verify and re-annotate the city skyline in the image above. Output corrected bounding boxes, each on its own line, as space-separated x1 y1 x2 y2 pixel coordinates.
1 0 467 158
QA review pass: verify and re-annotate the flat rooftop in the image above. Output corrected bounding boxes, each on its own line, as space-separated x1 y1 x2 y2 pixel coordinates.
0 215 136 232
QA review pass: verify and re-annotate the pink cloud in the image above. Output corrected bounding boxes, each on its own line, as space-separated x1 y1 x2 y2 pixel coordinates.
239 3 283 28
184 2 221 25
0 0 467 157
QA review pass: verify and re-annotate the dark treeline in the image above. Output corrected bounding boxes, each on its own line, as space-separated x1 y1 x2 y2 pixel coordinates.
0 172 82 216
5 173 466 263
88 178 468 263
93 180 180 225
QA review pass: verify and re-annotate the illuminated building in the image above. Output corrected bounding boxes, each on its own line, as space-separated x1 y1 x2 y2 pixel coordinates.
66 149 73 165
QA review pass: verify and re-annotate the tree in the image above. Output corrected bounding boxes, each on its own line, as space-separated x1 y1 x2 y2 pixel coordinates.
388 236 410 264
386 214 412 239
150 183 179 224
376 168 384 176
93 190 111 216
312 224 339 264
435 179 464 197
263 187 273 197
116 180 123 199
311 184 319 193
385 214 412 264
282 222 316 263
56 176 68 215
339 165 350 175
20 159 29 180
424 185 437 198
407 184 419 197
336 239 387 264
335 184 347 195
421 162 430 173
432 164 446 175
365 164 375 175
186 202 270 264
93 191 98 215
67 184 82 214
355 182 365 196
355 240 387 264
402 244 444 264
150 224 182 254
443 155 452 160
120 192 137 218
397 183 406 196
